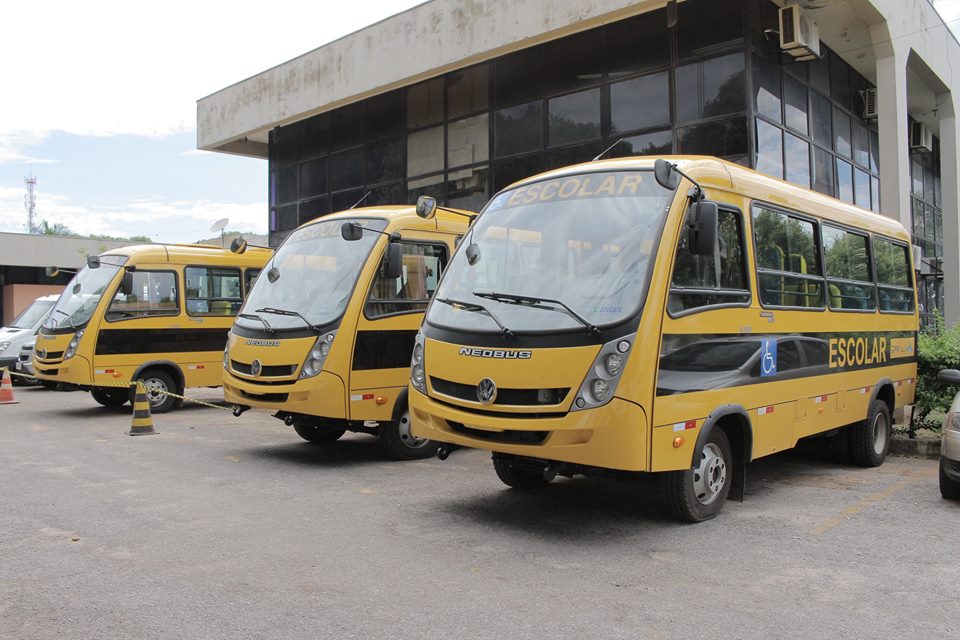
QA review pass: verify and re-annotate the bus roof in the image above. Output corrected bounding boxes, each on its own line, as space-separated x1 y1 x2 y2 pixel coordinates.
503 155 909 242
99 242 273 267
291 204 471 236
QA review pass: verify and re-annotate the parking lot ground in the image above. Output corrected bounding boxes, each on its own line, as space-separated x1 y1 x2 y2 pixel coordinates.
1 385 958 640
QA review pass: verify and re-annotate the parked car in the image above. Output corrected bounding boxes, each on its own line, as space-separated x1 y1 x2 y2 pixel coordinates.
936 369 960 499
15 341 39 386
0 295 58 384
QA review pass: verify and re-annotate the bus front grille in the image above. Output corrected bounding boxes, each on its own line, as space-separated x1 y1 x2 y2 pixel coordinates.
430 377 568 406
231 360 296 377
239 390 289 403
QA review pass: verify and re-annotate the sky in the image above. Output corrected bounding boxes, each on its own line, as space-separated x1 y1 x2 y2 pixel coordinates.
1 0 959 243
0 0 422 242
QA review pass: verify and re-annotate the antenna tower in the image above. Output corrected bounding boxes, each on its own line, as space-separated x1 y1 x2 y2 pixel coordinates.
24 174 38 234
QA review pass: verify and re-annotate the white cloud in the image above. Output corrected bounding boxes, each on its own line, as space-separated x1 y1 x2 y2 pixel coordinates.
0 186 266 241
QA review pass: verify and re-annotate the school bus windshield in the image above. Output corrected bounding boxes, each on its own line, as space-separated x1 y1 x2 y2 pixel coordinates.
427 171 673 333
42 257 128 332
236 218 387 331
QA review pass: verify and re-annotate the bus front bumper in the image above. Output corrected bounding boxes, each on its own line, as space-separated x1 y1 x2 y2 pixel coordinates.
33 355 92 387
410 391 649 472
222 370 347 420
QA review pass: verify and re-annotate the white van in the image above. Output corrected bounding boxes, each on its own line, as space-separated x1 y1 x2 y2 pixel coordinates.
0 295 59 383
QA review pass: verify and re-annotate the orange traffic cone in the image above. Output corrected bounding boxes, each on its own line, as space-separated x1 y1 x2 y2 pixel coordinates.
128 381 157 436
0 368 18 405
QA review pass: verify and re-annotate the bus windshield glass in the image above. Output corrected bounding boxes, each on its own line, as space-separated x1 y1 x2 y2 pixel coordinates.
43 257 129 331
427 171 674 333
236 218 387 332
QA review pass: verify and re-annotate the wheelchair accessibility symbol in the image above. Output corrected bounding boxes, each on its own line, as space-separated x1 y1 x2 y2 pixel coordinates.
760 338 777 377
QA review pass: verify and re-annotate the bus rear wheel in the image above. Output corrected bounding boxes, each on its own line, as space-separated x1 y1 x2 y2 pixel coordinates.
663 428 732 523
293 422 346 443
91 387 128 408
379 410 438 460
133 369 177 413
492 454 551 490
849 399 890 467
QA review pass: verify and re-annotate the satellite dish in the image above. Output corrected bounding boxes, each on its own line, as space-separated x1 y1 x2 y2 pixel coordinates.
210 218 229 247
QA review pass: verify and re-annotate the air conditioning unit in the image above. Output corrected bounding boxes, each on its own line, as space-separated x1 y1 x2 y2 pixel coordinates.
779 4 821 61
861 88 878 120
910 121 933 153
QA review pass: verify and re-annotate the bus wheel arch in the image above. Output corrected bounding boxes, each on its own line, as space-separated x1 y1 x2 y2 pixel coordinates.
378 388 438 460
693 405 752 503
131 361 184 413
850 380 894 467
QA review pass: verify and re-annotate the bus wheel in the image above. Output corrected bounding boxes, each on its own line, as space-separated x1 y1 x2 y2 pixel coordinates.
492 454 550 490
293 422 346 443
91 388 128 408
134 369 177 413
379 410 438 460
849 400 890 467
663 428 732 523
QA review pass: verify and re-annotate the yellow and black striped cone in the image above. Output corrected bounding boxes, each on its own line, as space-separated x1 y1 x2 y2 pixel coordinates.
128 381 157 436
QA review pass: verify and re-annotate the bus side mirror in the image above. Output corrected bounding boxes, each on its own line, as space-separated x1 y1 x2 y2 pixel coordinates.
654 159 680 190
416 195 437 220
385 243 404 279
341 222 364 241
87 255 101 269
45 266 59 277
230 237 248 254
688 200 718 256
120 271 135 296
937 369 960 386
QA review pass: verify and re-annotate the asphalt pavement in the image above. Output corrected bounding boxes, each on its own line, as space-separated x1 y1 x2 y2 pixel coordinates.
1 384 957 640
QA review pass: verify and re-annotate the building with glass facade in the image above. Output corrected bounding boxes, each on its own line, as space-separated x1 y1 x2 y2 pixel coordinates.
198 0 960 326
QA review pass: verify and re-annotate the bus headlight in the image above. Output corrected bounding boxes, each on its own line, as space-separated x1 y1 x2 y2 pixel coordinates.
300 331 336 379
571 333 635 412
64 331 84 360
410 333 426 394
0 342 9 354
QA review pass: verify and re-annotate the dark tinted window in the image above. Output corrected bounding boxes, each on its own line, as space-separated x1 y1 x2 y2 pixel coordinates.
277 204 298 232
833 108 851 157
852 123 870 168
810 92 832 148
278 165 298 204
447 64 489 119
756 118 783 178
495 47 542 105
830 51 851 111
784 132 810 188
610 72 670 134
330 104 364 150
676 0 744 59
812 146 834 196
543 29 604 93
493 153 543 192
544 142 604 171
677 118 748 157
548 88 601 146
300 113 329 159
446 166 488 212
299 157 327 199
854 168 871 209
366 137 403 184
606 9 670 74
783 75 808 135
330 147 364 191
407 78 444 129
613 130 673 157
447 114 489 168
495 102 543 156
298 197 329 225
836 158 853 203
676 53 745 122
754 54 781 122
365 90 403 138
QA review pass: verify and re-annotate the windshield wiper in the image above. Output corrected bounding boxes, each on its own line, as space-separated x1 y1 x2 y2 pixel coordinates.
256 307 321 332
435 297 514 338
472 291 599 336
54 309 77 331
239 312 275 334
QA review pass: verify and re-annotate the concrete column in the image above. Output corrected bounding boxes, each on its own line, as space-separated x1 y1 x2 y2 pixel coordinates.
938 92 960 326
874 52 912 230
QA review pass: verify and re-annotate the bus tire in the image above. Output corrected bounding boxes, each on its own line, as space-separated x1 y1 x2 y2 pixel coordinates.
849 399 890 467
91 387 128 408
939 459 960 500
293 422 346 443
492 454 550 490
663 428 732 523
134 369 177 414
379 409 438 460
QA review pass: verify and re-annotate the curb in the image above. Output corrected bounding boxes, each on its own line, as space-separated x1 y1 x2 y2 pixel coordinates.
890 434 941 459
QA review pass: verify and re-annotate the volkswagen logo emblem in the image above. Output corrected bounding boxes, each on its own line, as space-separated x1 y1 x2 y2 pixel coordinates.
250 359 262 377
476 377 497 405
40 348 47 359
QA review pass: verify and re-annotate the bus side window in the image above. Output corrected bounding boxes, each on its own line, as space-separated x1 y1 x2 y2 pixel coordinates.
185 267 243 316
822 224 875 311
106 271 179 320
668 207 750 314
874 237 914 312
366 242 448 318
752 205 825 309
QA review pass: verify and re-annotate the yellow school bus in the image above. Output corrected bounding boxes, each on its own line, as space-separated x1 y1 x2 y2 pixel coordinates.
223 205 469 459
409 156 918 521
33 244 272 411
